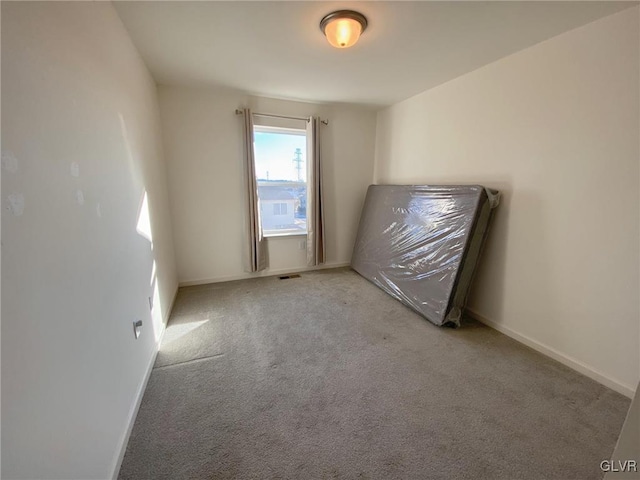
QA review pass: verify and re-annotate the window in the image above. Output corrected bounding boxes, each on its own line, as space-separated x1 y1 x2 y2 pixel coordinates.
273 203 287 215
254 124 307 237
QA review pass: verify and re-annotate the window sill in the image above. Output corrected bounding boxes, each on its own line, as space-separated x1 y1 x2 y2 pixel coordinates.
263 231 308 239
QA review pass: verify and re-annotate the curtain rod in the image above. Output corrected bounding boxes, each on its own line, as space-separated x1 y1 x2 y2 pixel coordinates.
235 109 328 125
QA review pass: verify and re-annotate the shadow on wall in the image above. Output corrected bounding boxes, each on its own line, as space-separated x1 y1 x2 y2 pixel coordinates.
467 183 557 340
465 180 512 321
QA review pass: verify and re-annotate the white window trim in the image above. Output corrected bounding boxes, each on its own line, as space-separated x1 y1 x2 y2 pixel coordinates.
254 125 306 137
254 122 308 239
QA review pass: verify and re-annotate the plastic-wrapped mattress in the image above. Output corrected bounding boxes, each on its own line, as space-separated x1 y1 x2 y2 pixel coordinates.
351 185 500 327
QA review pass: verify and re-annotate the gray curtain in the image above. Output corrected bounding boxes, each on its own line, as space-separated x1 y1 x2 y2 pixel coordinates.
241 108 267 272
306 116 325 266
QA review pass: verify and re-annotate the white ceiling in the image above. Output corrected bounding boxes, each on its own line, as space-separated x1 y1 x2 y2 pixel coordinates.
114 1 636 107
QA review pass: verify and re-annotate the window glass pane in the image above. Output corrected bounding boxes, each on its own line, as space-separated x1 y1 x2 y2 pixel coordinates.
254 128 307 236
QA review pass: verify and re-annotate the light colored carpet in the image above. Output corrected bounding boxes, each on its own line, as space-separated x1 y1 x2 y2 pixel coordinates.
118 267 630 480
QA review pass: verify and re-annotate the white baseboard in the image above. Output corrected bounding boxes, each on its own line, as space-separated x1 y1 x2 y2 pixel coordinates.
179 262 352 287
110 285 179 479
466 308 636 399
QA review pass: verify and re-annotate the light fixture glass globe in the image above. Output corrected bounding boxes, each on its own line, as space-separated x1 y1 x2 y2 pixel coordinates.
324 17 363 48
320 11 367 49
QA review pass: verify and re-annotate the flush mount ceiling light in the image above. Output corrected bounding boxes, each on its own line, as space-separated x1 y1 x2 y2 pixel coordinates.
320 10 368 49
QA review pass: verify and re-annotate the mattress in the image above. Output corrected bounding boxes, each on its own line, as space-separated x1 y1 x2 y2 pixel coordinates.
351 185 500 327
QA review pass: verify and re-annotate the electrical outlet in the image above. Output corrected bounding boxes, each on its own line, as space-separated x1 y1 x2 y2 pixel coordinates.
133 320 142 339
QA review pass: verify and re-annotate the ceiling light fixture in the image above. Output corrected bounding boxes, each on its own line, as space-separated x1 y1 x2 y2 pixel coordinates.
320 10 368 49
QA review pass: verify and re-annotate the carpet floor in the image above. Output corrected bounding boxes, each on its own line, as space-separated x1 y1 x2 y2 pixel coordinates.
118 267 630 480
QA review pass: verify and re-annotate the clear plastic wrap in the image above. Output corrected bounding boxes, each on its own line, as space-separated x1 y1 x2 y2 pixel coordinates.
351 185 500 327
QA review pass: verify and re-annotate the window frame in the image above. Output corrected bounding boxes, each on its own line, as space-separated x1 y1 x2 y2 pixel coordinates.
253 123 308 239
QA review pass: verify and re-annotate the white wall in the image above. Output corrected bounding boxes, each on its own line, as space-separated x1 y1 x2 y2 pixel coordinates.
1 3 178 478
606 382 640 479
375 7 640 396
159 87 377 285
